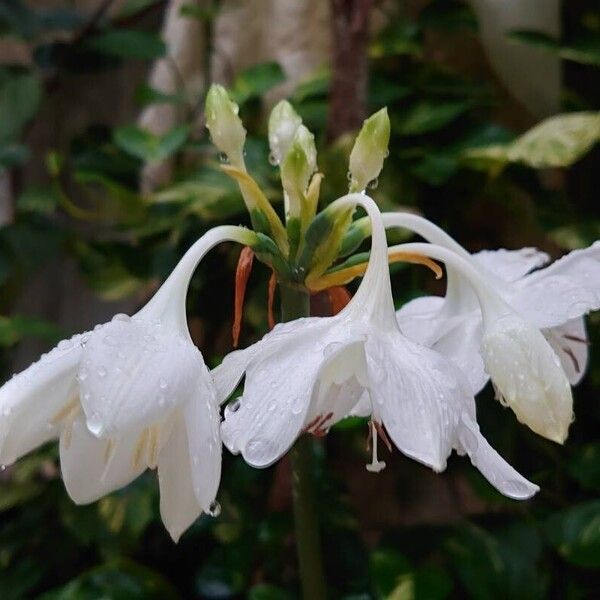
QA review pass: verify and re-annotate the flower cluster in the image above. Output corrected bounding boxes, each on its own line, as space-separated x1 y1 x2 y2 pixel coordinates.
1 86 598 541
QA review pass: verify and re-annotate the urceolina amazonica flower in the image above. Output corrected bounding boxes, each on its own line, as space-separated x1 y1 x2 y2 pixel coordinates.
388 213 599 392
215 194 538 500
0 225 256 540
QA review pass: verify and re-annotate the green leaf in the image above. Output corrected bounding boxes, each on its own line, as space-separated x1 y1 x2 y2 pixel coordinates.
0 143 29 168
248 584 293 600
0 315 63 347
464 112 600 171
230 62 286 105
396 100 470 135
446 523 547 599
39 560 179 600
0 71 42 142
370 547 410 597
568 443 600 492
546 501 600 568
85 30 166 60
16 186 58 215
113 125 189 162
135 84 182 107
509 30 600 66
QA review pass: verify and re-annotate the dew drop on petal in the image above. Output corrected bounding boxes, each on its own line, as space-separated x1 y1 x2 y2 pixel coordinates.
367 177 379 190
97 367 107 378
228 398 241 413
268 152 278 166
0 465 6 472
77 368 88 382
57 339 72 351
159 379 168 390
112 313 130 323
207 500 221 517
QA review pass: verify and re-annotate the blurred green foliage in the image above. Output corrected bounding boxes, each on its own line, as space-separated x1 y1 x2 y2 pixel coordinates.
0 0 599 598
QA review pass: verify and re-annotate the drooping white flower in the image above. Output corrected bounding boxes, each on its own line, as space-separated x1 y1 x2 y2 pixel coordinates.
0 225 254 541
391 239 575 444
214 194 538 500
388 213 599 389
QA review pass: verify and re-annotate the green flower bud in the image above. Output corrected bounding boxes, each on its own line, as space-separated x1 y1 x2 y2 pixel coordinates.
348 107 390 193
268 100 302 166
205 84 246 168
280 125 317 219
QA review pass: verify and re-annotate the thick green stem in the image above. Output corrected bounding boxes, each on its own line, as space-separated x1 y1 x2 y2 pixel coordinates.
280 284 327 600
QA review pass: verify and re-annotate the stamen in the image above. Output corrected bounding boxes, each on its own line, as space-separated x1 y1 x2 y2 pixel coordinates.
373 421 392 452
132 429 149 470
562 346 580 373
147 426 159 469
563 334 590 345
50 395 79 426
103 439 115 465
366 420 386 473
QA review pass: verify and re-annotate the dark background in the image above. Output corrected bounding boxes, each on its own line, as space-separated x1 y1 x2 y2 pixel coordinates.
0 1 599 598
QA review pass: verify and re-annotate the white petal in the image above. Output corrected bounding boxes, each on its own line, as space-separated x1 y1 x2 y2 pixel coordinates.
59 414 147 504
511 242 600 329
368 333 469 471
474 247 549 282
305 340 368 427
221 318 352 467
433 315 488 394
0 334 83 465
544 318 589 385
79 316 203 437
158 414 202 542
481 314 573 443
456 413 538 499
396 296 444 345
183 372 221 510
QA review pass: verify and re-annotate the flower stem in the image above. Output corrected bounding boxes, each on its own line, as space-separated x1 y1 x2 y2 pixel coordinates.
280 283 327 600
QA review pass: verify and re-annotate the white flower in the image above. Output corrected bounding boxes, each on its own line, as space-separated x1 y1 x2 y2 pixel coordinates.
214 194 538 500
391 237 576 444
0 225 253 541
390 214 599 390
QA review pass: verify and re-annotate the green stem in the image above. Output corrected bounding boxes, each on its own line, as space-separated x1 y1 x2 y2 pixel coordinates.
280 283 327 600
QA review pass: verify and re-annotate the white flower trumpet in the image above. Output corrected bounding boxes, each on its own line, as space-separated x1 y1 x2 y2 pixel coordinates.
214 195 538 500
0 225 255 541
385 213 599 392
390 240 574 444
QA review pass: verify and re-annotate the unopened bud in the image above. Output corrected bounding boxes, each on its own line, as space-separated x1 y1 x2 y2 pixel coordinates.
348 107 390 193
205 84 246 168
268 100 302 166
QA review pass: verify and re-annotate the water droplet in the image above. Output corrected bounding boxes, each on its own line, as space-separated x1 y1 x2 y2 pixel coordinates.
57 339 72 351
93 323 103 332
0 465 6 472
367 177 379 190
98 367 107 378
77 368 88 382
346 170 353 182
384 149 390 158
81 334 90 347
159 379 168 390
218 152 228 163
228 398 241 413
268 152 278 166
112 313 130 323
207 500 221 517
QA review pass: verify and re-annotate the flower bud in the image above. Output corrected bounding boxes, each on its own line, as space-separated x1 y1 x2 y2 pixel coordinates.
348 107 390 193
280 125 317 218
268 100 302 166
205 84 246 168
